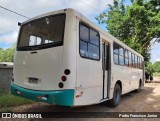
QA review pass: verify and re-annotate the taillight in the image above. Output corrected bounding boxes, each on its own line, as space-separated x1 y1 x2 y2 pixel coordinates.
64 69 70 75
61 76 67 82
58 82 64 88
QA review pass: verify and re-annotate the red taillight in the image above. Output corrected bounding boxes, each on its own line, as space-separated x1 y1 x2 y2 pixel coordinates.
61 76 67 82
75 95 80 98
37 96 42 99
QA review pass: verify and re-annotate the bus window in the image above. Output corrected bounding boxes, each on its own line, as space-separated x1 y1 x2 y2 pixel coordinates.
113 44 118 54
113 43 119 64
88 43 99 59
125 49 129 66
113 43 124 66
79 23 100 60
90 29 99 46
44 40 53 44
135 55 137 68
132 53 135 68
80 24 89 42
137 57 139 68
128 51 132 67
29 35 42 46
140 58 142 69
119 46 124 65
80 41 87 56
17 14 65 50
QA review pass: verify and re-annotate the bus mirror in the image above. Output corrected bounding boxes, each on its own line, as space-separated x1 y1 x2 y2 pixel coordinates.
18 22 21 26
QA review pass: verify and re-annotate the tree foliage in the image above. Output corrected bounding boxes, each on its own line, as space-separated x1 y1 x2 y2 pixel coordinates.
145 61 154 75
145 61 160 75
0 46 15 62
152 61 160 72
96 0 160 61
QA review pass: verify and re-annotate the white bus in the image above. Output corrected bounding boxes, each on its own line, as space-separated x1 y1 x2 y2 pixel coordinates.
11 8 144 107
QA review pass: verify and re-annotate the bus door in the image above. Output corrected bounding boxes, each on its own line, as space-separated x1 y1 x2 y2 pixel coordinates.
102 42 111 99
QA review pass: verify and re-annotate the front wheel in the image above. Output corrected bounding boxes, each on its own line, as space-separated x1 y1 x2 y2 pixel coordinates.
108 83 121 107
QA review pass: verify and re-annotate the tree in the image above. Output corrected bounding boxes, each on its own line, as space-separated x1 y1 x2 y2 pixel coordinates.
0 48 3 62
152 61 160 72
0 46 15 62
145 61 154 75
96 0 160 61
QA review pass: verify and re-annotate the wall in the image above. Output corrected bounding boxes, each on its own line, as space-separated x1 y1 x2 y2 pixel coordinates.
0 62 13 92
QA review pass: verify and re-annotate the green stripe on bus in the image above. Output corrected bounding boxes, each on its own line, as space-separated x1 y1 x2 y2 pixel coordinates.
11 83 74 106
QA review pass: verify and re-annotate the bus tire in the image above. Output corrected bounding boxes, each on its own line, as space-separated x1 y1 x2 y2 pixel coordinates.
136 80 142 92
108 83 121 107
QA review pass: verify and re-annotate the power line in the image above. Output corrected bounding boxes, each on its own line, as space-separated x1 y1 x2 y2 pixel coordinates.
82 0 102 14
0 5 30 19
98 0 109 9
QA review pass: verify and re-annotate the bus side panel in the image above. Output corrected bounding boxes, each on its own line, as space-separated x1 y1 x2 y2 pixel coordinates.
74 87 102 106
110 43 144 96
131 69 143 90
74 20 103 106
61 12 77 89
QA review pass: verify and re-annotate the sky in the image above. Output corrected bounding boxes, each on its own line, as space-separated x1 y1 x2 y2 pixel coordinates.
0 0 159 63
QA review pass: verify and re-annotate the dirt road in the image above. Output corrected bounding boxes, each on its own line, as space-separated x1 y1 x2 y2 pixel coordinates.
1 83 160 121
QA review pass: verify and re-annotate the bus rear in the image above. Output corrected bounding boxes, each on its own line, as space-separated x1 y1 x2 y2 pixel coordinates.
11 9 77 106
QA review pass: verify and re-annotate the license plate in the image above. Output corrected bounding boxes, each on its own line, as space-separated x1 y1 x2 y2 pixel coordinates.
29 77 38 84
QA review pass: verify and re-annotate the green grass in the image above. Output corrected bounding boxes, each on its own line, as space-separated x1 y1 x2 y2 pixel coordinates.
0 92 33 110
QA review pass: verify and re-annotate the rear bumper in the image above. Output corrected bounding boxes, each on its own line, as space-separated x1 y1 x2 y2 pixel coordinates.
11 83 74 106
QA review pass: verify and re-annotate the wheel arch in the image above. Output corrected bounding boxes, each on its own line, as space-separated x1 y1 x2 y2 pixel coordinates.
116 80 122 93
139 79 142 87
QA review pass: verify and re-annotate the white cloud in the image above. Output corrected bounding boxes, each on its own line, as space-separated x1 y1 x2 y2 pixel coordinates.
0 0 113 45
150 42 160 63
0 31 18 44
0 17 19 33
155 58 160 62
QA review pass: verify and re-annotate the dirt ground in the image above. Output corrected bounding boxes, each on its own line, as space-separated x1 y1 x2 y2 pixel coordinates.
1 81 160 121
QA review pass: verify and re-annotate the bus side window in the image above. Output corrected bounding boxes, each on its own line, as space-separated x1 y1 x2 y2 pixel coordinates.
135 55 137 68
140 58 142 69
113 43 124 66
79 23 100 60
119 46 124 65
125 49 129 67
131 53 135 68
113 43 119 64
137 56 139 68
128 51 132 67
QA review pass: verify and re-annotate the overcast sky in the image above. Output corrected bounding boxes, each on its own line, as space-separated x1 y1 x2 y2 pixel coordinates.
0 0 159 63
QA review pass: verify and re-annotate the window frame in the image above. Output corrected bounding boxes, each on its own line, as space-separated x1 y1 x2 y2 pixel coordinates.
17 13 66 51
113 42 124 66
79 22 100 61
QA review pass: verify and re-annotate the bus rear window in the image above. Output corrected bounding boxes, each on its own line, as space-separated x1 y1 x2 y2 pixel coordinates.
17 14 65 51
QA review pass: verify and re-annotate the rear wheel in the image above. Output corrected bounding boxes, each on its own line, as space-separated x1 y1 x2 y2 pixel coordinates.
108 83 121 107
136 80 142 92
